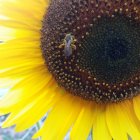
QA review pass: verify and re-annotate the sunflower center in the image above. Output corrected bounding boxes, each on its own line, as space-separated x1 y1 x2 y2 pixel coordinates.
41 0 140 103
106 38 128 61
78 15 140 84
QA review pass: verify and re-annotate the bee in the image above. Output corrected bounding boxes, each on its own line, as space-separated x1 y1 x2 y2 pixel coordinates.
59 33 77 57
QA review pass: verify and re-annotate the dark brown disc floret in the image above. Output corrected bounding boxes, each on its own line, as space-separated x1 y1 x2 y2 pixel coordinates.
41 0 140 103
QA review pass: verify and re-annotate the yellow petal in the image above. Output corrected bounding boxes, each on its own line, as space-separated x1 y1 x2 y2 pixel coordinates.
70 102 95 140
106 103 128 140
0 70 52 107
93 105 112 140
133 95 140 121
33 94 81 140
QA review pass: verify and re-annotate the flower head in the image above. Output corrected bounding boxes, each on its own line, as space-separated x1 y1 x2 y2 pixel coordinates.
0 0 140 140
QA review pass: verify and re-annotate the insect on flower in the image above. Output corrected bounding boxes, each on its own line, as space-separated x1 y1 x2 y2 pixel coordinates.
59 33 77 57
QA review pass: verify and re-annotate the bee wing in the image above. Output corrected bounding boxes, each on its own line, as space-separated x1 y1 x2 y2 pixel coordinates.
64 41 72 57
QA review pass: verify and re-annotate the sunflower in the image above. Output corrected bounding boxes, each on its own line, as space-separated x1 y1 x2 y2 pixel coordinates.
0 0 140 140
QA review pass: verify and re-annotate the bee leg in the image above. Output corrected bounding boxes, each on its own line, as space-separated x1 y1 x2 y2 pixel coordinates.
58 44 64 49
72 45 76 50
